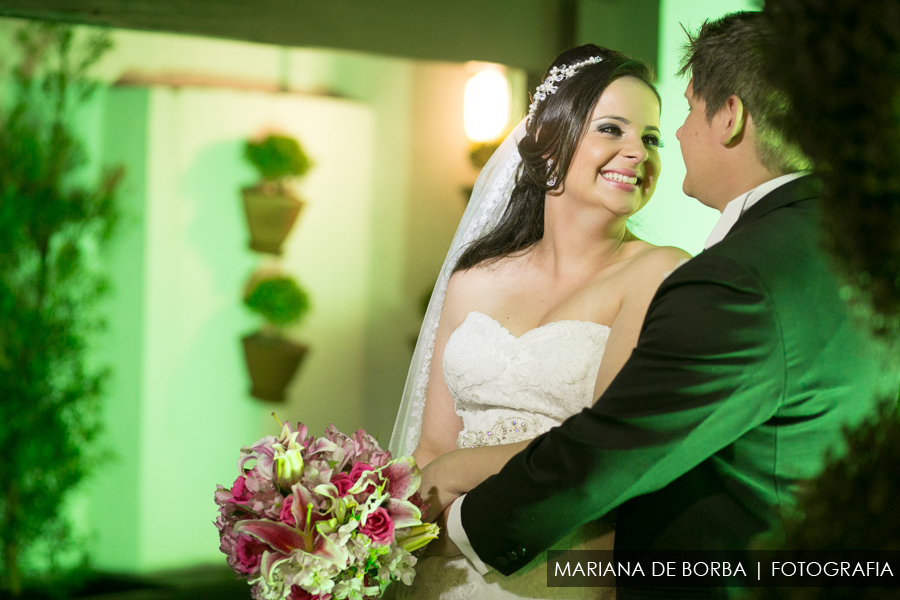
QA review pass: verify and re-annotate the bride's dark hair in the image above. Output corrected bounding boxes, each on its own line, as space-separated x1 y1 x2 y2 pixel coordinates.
454 44 659 273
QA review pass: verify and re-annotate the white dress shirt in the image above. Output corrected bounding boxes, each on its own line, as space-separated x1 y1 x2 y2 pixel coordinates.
446 171 808 573
703 172 807 249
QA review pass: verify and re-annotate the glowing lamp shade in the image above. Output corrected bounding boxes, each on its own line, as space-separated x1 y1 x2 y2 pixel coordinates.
464 69 509 143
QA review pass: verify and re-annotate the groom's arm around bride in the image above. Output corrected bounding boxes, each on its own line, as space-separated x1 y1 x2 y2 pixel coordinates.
424 10 900 584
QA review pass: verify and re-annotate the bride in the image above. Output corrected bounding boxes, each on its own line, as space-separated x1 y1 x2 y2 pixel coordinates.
389 44 689 599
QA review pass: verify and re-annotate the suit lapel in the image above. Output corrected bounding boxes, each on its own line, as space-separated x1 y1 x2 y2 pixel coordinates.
724 175 821 240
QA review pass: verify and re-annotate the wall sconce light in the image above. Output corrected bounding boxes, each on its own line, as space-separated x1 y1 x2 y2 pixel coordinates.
464 64 509 170
464 66 509 143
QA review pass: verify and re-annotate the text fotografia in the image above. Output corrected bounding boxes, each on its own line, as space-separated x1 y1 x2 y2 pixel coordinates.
546 550 899 588
551 560 892 579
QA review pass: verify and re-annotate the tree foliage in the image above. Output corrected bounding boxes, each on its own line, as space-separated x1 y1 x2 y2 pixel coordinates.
750 401 900 600
764 0 900 339
0 23 120 596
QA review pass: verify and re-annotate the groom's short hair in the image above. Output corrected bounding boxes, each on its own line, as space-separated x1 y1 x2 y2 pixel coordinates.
678 11 810 175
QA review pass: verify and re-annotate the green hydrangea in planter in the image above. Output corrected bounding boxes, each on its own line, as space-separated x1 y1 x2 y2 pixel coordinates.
241 272 312 402
245 134 312 182
241 134 313 255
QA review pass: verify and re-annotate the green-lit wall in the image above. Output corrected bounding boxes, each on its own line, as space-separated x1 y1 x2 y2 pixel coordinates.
640 0 755 255
85 86 378 570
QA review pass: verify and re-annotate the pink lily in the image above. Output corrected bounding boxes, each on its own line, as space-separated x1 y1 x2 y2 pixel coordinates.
294 422 309 443
259 548 292 584
235 520 310 554
380 456 420 501
235 520 349 569
306 436 341 463
386 497 422 529
288 485 319 527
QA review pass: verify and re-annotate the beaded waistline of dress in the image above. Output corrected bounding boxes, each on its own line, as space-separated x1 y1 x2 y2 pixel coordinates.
456 416 544 448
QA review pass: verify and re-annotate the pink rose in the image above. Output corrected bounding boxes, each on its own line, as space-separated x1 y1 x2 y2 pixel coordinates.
359 507 394 545
234 535 265 574
348 462 381 499
289 585 330 600
348 462 374 482
230 476 253 505
331 473 354 497
279 494 296 526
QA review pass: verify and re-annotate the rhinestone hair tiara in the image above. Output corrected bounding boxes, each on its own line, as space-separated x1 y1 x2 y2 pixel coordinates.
527 56 603 120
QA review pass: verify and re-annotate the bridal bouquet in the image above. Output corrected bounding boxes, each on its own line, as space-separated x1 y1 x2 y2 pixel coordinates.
215 420 439 600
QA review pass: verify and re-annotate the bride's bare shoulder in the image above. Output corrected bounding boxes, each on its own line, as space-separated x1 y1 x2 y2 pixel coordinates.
448 256 518 293
638 243 691 266
623 242 692 281
443 258 518 315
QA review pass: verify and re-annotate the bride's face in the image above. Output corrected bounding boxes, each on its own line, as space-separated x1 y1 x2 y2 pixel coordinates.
560 76 662 216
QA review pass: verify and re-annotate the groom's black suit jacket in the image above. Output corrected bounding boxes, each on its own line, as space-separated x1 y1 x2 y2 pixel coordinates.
461 176 897 582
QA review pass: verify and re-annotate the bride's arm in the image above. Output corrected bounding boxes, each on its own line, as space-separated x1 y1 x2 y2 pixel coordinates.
592 246 691 398
413 272 470 469
419 439 531 521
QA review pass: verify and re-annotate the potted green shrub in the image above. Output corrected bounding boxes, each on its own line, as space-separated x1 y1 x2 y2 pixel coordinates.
241 134 313 254
241 270 311 402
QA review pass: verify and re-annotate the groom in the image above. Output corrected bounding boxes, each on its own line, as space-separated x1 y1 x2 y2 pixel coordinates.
422 10 897 595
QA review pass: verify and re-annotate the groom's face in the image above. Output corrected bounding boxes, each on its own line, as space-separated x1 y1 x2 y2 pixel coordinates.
676 80 720 208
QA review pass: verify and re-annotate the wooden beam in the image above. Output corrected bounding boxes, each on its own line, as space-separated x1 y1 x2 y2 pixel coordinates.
0 0 568 72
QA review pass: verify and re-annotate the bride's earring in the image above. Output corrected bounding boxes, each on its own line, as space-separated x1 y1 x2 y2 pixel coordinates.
547 158 557 187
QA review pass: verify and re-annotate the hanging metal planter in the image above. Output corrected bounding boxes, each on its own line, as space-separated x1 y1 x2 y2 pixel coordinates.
241 270 312 403
241 183 304 255
240 134 313 254
241 332 309 402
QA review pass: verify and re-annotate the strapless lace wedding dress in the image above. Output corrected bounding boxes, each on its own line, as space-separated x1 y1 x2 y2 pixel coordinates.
393 311 616 600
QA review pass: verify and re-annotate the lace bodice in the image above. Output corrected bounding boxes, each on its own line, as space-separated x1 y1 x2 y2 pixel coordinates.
443 311 610 448
387 311 615 600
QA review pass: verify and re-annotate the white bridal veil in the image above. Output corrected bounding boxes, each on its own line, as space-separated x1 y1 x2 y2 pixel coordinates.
389 119 528 457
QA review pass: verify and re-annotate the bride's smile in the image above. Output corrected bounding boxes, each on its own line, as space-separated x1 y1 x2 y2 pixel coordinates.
600 169 641 187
